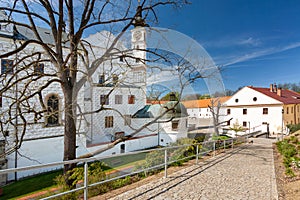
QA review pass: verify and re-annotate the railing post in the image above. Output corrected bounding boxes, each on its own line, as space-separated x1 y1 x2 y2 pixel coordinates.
164 149 168 178
196 144 199 165
224 139 226 151
84 162 88 200
232 139 234 149
213 141 216 157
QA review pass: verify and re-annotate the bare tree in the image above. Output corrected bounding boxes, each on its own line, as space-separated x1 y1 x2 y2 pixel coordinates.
208 97 231 136
0 0 226 188
0 0 197 184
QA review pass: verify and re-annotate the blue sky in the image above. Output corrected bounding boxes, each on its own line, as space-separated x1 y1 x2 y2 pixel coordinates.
154 0 300 91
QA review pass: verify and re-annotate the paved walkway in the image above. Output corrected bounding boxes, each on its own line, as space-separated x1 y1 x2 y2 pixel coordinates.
108 138 278 200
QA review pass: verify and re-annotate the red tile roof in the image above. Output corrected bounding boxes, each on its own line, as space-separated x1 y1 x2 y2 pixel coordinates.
249 86 300 104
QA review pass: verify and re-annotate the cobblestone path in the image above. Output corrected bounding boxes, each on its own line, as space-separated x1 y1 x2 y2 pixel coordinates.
108 138 278 200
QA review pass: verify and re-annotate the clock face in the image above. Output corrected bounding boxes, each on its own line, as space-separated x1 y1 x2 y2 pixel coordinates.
134 31 142 41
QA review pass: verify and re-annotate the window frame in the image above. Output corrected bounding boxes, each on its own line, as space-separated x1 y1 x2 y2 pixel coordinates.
128 95 135 104
227 108 231 115
243 108 247 115
33 63 44 75
105 116 114 128
45 94 60 127
100 95 109 105
1 59 13 74
115 95 123 104
172 120 179 131
263 108 268 115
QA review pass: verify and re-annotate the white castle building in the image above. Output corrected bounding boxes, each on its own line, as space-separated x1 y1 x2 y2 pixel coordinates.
0 10 188 183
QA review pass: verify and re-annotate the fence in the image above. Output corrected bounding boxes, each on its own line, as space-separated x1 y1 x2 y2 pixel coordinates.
0 136 247 199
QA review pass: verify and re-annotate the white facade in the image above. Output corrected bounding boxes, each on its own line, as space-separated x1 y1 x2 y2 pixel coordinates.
187 107 212 119
0 12 190 182
222 86 284 135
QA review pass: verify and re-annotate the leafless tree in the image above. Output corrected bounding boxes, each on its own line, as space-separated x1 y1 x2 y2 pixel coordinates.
208 97 231 136
0 0 225 187
0 0 195 183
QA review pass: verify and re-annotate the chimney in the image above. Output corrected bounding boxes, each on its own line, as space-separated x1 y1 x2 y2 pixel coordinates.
277 87 282 97
274 83 277 92
270 84 273 92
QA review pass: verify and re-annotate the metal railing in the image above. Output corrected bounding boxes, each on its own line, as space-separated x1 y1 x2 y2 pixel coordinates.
0 136 247 199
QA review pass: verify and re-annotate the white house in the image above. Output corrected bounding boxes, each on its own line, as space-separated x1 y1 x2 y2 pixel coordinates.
182 97 230 130
222 84 300 136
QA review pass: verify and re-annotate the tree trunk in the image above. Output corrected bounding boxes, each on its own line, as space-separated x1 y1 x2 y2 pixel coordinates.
63 83 77 186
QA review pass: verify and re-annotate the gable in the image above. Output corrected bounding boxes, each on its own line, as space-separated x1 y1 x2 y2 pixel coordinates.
224 86 282 107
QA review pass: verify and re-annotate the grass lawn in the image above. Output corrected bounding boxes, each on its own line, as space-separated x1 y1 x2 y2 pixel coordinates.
0 152 147 199
1 170 62 200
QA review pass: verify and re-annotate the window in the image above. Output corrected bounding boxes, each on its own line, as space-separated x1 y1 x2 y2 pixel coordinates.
46 94 59 126
100 95 109 105
227 109 231 115
98 74 105 85
235 99 239 103
115 95 123 104
243 109 247 115
262 122 268 125
170 93 176 101
243 121 247 127
133 71 145 83
253 97 257 101
128 95 135 104
227 120 230 126
287 107 289 114
105 116 113 128
34 63 44 75
291 107 293 114
172 120 179 131
1 59 13 74
263 108 268 115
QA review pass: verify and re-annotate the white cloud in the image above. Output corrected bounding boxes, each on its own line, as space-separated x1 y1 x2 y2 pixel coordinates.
223 42 300 67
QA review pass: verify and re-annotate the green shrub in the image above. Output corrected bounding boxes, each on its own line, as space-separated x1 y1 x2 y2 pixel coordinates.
276 140 297 158
287 123 300 133
285 167 295 177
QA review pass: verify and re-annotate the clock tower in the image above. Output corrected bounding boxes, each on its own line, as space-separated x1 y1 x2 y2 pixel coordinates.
131 5 147 62
129 4 147 89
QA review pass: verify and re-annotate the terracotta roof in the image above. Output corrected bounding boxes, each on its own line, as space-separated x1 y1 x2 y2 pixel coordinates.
249 86 300 104
182 96 231 108
146 100 169 105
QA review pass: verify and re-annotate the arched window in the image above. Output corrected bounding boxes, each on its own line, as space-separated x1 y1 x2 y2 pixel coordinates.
46 94 59 126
